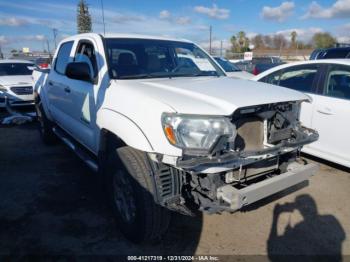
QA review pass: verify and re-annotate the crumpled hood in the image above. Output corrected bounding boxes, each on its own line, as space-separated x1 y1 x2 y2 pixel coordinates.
115 76 309 115
0 75 33 87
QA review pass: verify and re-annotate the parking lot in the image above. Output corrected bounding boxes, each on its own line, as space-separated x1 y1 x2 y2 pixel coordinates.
0 109 349 258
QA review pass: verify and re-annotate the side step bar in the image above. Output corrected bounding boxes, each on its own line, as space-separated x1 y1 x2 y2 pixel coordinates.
52 127 99 172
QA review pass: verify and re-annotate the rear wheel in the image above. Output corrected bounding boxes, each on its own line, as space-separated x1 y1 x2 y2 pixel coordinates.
108 146 171 243
35 100 57 145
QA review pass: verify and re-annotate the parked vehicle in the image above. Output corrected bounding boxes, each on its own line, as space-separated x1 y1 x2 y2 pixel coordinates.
310 47 350 60
253 59 350 168
34 33 318 243
309 49 326 60
35 57 51 69
235 57 284 75
213 57 253 79
251 57 284 75
234 60 252 72
0 60 35 107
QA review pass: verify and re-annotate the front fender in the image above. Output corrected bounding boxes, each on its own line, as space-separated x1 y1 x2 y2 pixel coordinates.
97 108 154 152
34 71 53 121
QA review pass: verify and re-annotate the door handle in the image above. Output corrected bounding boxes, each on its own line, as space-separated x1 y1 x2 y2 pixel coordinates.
48 81 53 86
64 86 71 93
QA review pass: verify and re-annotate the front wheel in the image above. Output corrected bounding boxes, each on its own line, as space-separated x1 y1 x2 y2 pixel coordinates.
108 146 171 243
35 100 57 145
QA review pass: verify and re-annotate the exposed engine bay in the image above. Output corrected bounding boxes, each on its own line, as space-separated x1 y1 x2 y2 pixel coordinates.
150 101 319 214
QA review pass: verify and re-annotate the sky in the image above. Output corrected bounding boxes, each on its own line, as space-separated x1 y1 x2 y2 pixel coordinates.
0 0 349 55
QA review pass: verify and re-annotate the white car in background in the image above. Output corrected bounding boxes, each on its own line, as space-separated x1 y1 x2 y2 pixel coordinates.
213 57 253 79
0 60 35 107
253 59 350 168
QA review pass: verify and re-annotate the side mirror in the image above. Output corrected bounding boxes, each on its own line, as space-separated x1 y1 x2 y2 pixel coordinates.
65 62 92 82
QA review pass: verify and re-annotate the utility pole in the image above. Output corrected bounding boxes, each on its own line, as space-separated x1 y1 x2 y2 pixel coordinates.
0 44 3 59
220 40 223 57
46 38 52 60
279 40 283 58
52 28 58 50
100 0 106 35
209 25 212 55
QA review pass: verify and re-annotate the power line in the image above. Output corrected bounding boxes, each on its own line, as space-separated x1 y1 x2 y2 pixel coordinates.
100 0 106 35
209 25 212 55
52 28 58 50
220 40 223 57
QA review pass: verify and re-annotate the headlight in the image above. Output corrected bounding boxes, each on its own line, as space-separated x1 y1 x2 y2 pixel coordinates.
162 113 236 153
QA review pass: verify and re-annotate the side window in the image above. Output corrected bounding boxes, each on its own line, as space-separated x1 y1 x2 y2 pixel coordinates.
259 70 282 85
278 65 318 93
54 41 74 75
74 41 98 78
323 50 350 59
324 65 350 100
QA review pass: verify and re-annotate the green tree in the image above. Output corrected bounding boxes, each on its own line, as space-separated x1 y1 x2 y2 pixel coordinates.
77 0 92 34
290 31 297 48
230 35 239 53
238 31 246 48
312 32 336 48
237 31 250 52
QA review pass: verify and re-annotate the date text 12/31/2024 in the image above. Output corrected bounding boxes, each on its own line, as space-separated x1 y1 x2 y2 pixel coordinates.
127 255 220 261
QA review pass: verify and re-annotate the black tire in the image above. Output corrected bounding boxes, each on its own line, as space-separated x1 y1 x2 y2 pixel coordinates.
108 146 171 243
35 100 57 145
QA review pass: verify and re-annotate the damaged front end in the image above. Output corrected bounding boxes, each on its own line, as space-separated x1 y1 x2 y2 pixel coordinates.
152 101 318 215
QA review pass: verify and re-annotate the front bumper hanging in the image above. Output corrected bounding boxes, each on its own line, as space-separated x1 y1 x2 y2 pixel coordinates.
217 162 319 211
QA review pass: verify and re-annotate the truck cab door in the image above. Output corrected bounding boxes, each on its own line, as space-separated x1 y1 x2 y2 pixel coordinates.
65 40 100 153
46 41 75 129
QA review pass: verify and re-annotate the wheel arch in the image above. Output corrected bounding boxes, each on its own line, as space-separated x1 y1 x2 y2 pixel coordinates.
97 109 154 154
34 92 54 121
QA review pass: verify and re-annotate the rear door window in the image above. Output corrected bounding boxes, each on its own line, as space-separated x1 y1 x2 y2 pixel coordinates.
54 41 74 75
324 65 350 100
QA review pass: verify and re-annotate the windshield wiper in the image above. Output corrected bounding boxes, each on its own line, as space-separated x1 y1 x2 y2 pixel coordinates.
118 74 151 79
118 71 219 79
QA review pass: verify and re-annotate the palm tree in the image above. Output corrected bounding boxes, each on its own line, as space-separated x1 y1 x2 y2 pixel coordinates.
238 31 246 48
230 35 238 52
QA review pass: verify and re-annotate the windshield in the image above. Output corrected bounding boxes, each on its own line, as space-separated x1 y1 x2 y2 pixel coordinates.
214 57 241 72
0 63 34 76
105 38 225 79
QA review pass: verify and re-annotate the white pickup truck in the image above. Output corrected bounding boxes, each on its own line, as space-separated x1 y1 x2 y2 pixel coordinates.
34 33 319 243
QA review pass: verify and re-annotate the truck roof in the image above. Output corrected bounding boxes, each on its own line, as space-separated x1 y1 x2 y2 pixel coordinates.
62 33 193 44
